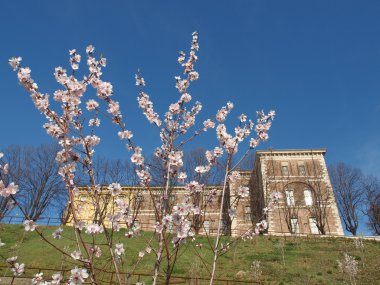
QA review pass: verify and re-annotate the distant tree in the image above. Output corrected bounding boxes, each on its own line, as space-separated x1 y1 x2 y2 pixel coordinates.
329 163 364 236
362 175 380 235
3 144 65 220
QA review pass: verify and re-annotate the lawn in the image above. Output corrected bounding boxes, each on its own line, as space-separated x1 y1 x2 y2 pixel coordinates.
0 224 379 284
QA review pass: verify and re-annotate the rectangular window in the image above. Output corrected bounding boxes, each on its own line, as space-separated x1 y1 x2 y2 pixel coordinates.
304 189 313 206
282 165 289 176
244 206 251 223
309 217 319 234
204 220 210 234
299 164 306 176
291 218 299 234
285 190 295 206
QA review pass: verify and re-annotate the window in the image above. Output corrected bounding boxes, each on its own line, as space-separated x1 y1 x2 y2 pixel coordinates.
282 165 289 176
290 218 299 234
204 220 210 234
285 190 295 206
298 164 306 176
304 189 313 206
309 217 319 234
244 206 251 223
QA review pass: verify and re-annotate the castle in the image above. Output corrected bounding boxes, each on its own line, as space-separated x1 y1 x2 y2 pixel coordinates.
71 149 344 237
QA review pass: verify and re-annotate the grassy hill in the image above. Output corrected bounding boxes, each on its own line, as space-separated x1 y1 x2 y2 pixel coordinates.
0 224 379 284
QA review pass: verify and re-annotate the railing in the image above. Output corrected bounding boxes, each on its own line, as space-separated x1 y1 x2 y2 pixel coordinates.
0 216 252 236
0 265 261 284
0 215 62 226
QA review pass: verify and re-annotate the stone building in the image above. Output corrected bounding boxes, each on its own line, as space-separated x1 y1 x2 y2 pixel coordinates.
250 149 344 236
70 148 344 236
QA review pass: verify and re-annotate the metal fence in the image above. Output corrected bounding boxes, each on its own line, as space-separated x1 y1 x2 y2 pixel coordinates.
0 265 260 284
1 216 62 226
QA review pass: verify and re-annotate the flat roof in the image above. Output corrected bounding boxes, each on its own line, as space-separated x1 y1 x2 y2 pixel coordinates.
256 148 327 155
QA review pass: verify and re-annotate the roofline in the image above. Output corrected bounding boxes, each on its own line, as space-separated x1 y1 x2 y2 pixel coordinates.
256 148 327 155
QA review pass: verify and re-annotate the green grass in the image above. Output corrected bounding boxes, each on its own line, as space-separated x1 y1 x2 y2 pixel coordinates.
0 224 380 284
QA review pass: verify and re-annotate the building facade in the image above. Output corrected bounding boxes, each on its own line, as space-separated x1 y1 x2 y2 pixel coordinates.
250 149 344 236
70 149 344 236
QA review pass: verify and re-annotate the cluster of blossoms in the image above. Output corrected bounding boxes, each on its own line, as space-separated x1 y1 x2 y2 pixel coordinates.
6 256 25 276
23 219 37 231
31 272 62 285
69 268 89 285
137 91 162 126
0 152 19 198
85 223 104 235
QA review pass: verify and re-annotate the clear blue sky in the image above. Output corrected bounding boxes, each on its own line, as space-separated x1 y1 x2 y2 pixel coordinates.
2 1 380 171
1 0 380 230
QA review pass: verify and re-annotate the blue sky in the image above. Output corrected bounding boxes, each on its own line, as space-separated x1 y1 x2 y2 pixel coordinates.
1 1 379 233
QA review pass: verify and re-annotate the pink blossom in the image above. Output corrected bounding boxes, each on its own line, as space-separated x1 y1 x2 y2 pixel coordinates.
203 119 215 130
89 118 100 127
107 100 120 116
86 99 99 111
17 67 31 82
69 267 89 285
135 73 146 86
51 273 63 284
238 114 247 122
0 182 19 197
90 246 102 258
108 183 122 196
96 81 113 98
189 71 199 81
118 130 133 140
32 272 44 284
177 172 187 184
249 138 259 148
185 181 203 193
228 171 241 184
85 223 104 234
9 57 22 71
180 93 192 103
114 243 125 256
178 51 185 64
168 151 183 167
131 146 144 166
195 165 210 174
70 250 81 260
86 45 94 54
52 228 63 239
75 220 86 230
237 186 249 198
23 220 37 231
11 263 25 276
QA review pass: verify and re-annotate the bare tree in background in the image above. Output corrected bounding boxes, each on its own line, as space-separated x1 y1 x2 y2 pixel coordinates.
329 163 364 236
90 157 138 185
3 144 65 220
0 169 13 221
362 175 380 235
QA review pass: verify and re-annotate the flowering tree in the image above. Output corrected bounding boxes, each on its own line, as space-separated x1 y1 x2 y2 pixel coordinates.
2 32 276 284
